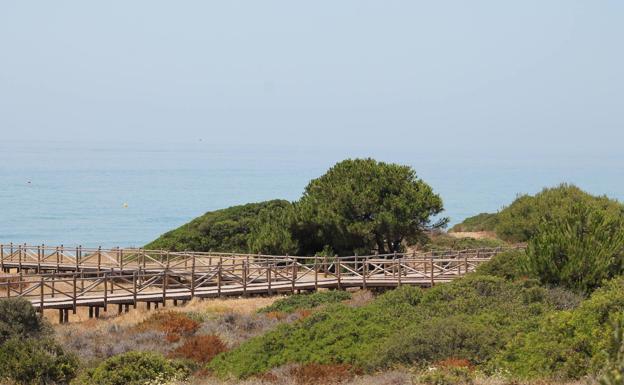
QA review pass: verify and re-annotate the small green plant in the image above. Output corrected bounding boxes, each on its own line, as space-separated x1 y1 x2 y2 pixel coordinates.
0 337 78 385
0 297 49 344
74 351 190 385
474 249 529 281
259 290 352 314
600 319 624 385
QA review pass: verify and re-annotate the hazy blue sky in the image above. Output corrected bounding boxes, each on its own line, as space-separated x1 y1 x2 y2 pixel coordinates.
1 1 622 155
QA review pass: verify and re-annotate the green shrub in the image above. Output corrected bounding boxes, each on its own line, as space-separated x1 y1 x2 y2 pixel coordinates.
209 276 559 378
145 200 296 253
474 250 529 281
0 337 78 385
0 298 48 344
450 213 499 233
75 351 190 385
496 184 624 243
423 234 508 251
375 315 500 367
259 291 352 314
494 277 624 379
600 319 624 385
453 184 624 243
526 200 624 293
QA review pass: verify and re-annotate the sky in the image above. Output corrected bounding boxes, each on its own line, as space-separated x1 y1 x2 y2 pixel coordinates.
1 1 623 157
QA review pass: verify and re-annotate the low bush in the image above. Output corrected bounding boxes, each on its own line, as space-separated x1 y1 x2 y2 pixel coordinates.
74 351 190 385
0 297 48 344
374 315 500 367
209 276 562 378
494 276 624 379
453 184 624 243
0 337 78 385
474 250 529 281
423 233 507 251
450 213 499 233
145 200 297 254
169 335 228 364
259 290 352 314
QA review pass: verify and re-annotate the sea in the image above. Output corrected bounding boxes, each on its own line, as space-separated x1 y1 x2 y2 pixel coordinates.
1 140 622 248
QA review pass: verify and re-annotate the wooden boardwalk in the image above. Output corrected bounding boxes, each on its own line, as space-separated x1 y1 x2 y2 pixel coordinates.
0 244 518 323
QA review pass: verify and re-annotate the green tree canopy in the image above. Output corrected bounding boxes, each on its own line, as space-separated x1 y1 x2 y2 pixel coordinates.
526 200 624 293
295 158 446 255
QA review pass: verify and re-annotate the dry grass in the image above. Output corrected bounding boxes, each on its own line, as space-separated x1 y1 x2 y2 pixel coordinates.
134 311 200 342
169 334 228 364
346 290 374 307
51 295 279 327
53 295 282 363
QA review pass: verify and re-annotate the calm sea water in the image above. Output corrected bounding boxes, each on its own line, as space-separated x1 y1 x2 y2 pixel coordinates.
1 141 622 248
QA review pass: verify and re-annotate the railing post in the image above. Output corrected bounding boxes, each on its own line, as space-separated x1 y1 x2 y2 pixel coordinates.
464 254 469 274
110 268 114 294
336 256 341 289
267 263 272 295
39 277 45 316
132 271 138 309
217 258 222 297
290 256 296 293
103 273 108 312
97 246 102 270
430 256 435 287
73 275 77 314
18 244 22 273
363 258 367 289
55 246 60 271
314 258 318 291
190 254 196 298
119 248 124 271
243 260 248 297
75 245 80 272
51 272 55 298
37 245 41 273
162 271 167 306
396 257 401 286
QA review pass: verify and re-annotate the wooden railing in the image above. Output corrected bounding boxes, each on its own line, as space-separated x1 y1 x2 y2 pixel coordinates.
0 244 522 322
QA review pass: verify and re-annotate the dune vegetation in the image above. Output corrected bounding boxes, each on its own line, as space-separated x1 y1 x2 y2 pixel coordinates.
2 160 624 385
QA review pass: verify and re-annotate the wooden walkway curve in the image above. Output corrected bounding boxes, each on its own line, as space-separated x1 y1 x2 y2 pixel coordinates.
0 243 520 323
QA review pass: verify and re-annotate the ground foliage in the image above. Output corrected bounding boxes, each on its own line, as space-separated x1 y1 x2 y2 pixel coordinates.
208 275 575 378
258 291 352 314
452 184 624 243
